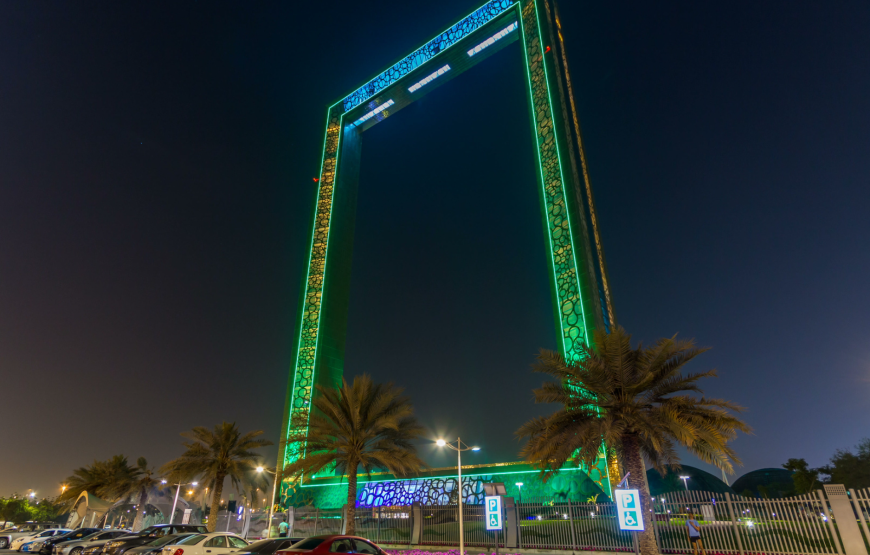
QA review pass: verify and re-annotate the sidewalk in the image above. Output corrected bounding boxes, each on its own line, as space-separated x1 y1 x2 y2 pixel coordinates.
379 544 623 555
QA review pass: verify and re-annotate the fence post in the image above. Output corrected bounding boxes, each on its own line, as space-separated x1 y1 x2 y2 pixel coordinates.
376 507 381 544
724 493 745 555
823 485 866 555
340 505 348 535
411 502 422 545
817 489 843 555
567 500 577 550
650 496 661 553
849 489 870 549
314 507 319 536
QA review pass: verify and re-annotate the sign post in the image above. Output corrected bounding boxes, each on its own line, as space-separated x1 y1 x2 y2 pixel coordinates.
485 496 503 555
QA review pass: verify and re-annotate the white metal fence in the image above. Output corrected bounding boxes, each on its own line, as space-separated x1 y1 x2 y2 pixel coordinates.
285 486 870 555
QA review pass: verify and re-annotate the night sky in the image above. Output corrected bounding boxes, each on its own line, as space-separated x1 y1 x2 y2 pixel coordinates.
2 0 869 498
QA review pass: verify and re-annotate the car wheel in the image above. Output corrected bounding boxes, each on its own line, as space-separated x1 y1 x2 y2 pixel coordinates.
71 549 83 555
0 538 9 549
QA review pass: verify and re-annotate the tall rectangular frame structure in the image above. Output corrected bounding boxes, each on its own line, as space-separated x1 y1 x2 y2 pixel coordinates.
279 0 616 499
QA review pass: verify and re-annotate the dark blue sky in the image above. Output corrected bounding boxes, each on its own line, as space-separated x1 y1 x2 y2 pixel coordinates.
1 0 868 497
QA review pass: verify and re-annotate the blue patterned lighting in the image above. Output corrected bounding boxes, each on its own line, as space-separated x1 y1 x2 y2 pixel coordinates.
341 0 515 112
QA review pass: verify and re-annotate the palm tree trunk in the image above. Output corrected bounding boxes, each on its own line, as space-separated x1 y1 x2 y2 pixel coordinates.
345 467 358 535
132 489 149 532
621 435 660 555
208 474 226 533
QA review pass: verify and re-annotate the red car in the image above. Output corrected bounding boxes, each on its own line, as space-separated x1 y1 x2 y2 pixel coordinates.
276 536 386 555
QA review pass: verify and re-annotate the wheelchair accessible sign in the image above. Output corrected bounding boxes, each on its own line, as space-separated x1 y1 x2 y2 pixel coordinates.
485 495 503 530
615 489 645 531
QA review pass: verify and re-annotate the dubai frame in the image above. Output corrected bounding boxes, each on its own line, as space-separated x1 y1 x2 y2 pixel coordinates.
278 0 617 507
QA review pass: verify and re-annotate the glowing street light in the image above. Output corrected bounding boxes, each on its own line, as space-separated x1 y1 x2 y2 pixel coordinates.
435 438 480 555
167 480 198 524
679 476 690 490
515 482 524 502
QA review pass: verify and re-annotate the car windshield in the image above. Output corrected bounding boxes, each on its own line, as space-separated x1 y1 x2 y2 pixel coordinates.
148 535 190 547
176 535 206 546
289 538 325 551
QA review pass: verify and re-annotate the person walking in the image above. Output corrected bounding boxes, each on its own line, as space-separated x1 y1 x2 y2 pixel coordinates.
278 518 289 538
686 512 706 555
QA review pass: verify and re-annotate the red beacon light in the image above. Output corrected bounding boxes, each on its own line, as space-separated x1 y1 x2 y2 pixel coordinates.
545 45 551 53
313 177 319 182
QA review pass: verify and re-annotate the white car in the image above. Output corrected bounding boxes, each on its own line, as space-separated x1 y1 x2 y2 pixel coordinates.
161 533 249 555
12 530 72 551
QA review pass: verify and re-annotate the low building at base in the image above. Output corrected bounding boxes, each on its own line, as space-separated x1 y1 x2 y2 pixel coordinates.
281 459 613 509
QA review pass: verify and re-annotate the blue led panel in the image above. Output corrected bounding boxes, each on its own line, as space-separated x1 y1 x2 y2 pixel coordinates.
341 0 514 112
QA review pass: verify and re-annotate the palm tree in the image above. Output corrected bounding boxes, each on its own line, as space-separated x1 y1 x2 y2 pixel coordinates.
119 458 164 531
283 375 425 535
516 327 751 555
59 455 134 507
160 423 273 531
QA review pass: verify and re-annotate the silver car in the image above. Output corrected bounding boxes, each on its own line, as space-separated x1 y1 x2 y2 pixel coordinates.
55 530 131 555
0 524 63 550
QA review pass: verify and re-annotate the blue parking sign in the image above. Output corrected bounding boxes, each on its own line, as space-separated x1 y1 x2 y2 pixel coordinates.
615 489 644 531
484 495 503 530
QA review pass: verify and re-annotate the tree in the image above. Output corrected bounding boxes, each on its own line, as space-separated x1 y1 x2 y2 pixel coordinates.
782 458 819 494
516 327 751 555
58 455 136 506
161 423 273 532
819 438 870 489
283 375 425 535
0 497 33 524
120 458 164 531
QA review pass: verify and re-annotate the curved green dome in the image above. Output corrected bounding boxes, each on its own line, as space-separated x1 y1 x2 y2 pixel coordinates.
646 465 736 496
732 468 795 498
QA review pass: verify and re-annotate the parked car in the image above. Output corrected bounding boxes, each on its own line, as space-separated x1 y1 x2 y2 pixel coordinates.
33 529 102 555
276 536 387 555
102 525 208 555
0 524 63 549
161 533 248 555
12 529 72 550
55 530 131 555
120 533 197 555
231 538 305 555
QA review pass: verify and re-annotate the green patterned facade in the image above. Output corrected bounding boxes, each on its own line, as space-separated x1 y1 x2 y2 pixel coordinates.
283 461 612 509
278 0 616 505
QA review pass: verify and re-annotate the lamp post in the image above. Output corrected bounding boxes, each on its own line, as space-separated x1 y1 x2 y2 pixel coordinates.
515 483 524 502
164 480 198 524
679 476 690 490
261 466 280 538
436 438 480 555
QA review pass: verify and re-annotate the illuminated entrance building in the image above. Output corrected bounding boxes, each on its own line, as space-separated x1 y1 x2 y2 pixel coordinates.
279 0 616 508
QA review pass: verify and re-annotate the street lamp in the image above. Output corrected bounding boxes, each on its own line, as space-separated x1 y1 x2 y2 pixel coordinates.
436 438 480 555
515 483 524 502
679 476 690 490
167 481 198 524
261 466 280 538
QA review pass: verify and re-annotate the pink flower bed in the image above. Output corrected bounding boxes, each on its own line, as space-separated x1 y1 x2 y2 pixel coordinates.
384 551 522 555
